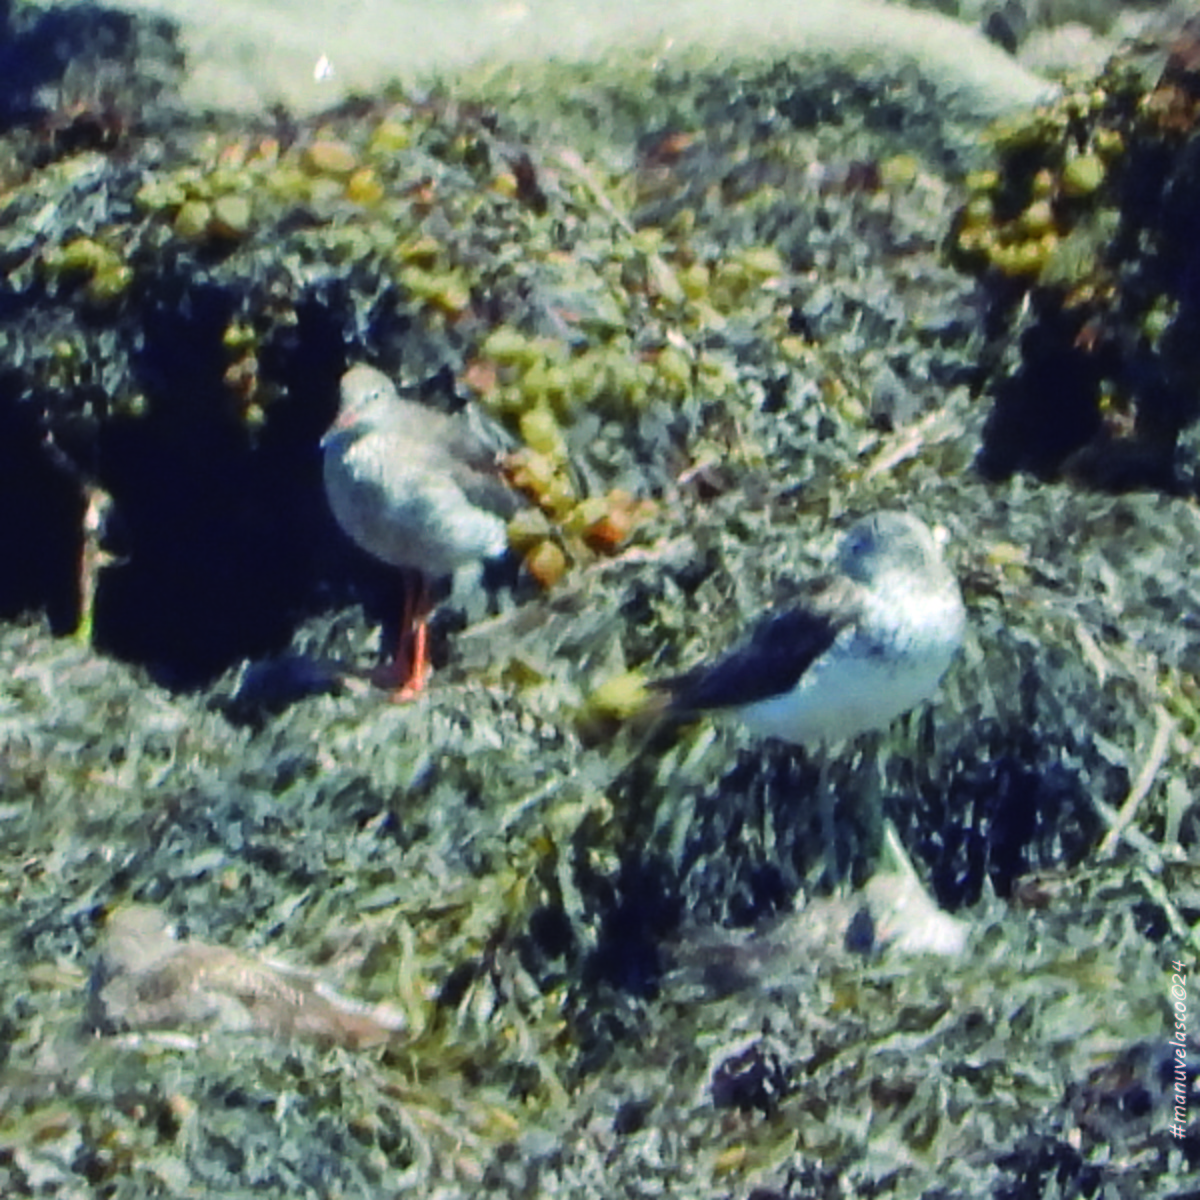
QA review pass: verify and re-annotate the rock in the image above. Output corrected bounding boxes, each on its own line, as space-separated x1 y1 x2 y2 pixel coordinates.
110 0 1053 118
1018 21 1117 78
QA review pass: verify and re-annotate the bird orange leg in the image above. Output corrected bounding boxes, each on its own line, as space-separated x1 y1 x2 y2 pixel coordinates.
386 571 433 702
392 616 432 701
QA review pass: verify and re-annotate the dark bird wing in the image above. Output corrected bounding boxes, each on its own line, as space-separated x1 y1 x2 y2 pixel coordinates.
437 435 522 523
444 455 523 524
658 576 861 713
394 397 523 523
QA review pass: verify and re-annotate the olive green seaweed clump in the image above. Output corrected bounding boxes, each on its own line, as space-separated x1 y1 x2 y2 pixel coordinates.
952 16 1200 488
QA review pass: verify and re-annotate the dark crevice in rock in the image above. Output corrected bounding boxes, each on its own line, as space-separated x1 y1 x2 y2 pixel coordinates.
91 287 350 686
0 372 83 632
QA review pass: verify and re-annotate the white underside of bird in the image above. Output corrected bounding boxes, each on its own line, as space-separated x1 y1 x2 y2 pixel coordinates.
323 436 510 580
733 575 965 746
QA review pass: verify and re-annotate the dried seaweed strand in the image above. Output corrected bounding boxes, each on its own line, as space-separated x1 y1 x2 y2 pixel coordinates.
1072 621 1110 688
860 407 956 482
1096 703 1173 859
1133 867 1200 955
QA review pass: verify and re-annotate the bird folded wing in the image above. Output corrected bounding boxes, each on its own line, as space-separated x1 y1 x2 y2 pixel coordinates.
658 577 861 713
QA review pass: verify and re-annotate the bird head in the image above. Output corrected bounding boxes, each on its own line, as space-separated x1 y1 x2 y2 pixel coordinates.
836 512 947 585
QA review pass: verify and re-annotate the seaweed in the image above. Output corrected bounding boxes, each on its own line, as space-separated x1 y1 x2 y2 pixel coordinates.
1 6 1198 1198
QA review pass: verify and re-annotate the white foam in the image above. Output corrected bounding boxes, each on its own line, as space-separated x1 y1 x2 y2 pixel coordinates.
105 0 1053 116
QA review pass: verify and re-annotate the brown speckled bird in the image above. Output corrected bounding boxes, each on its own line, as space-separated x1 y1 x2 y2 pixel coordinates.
322 364 520 699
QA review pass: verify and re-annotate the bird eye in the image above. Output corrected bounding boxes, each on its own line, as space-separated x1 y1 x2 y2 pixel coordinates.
843 526 875 559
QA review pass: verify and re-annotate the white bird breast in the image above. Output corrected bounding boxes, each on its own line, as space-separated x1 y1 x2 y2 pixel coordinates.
323 436 508 577
734 580 964 746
